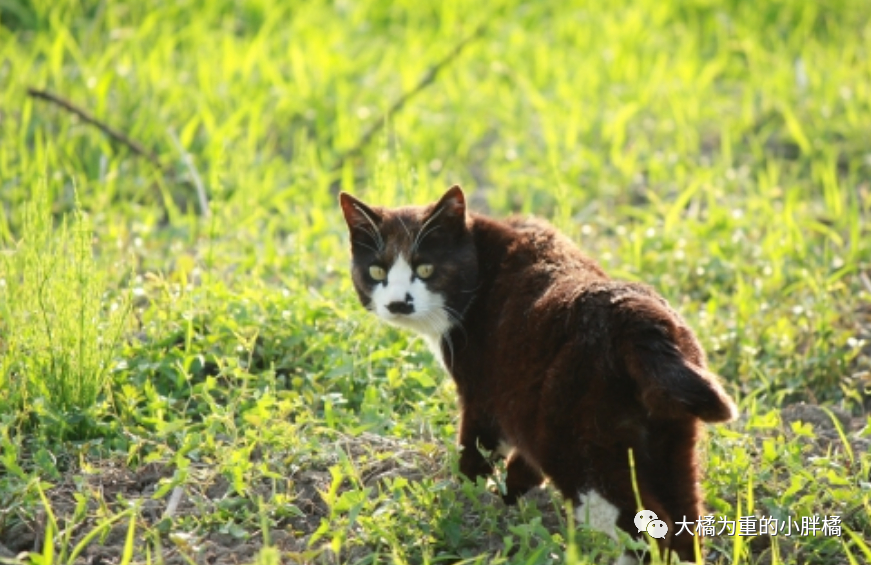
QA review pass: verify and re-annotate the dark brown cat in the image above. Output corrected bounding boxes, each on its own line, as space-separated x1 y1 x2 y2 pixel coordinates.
339 185 737 562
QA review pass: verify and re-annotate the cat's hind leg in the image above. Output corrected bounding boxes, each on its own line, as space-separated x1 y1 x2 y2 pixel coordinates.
578 482 699 565
574 486 674 565
547 460 678 563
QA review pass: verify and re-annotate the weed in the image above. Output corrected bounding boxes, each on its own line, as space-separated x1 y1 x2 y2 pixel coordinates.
0 182 131 441
0 0 870 563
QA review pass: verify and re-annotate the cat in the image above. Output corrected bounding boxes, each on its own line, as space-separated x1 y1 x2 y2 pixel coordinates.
339 185 737 562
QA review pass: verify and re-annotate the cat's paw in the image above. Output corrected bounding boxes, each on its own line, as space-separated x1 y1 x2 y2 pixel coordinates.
458 449 494 481
500 489 520 506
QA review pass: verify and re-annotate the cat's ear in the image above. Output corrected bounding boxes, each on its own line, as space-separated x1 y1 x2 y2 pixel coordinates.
427 185 467 229
339 192 383 233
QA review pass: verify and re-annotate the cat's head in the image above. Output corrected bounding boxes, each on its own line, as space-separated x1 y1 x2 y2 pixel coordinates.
339 185 478 341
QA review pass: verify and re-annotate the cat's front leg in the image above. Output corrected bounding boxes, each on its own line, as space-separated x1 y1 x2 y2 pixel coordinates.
457 407 501 481
503 451 544 505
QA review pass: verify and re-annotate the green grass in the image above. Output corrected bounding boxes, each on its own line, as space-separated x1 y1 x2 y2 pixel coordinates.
1 181 130 440
1 0 870 563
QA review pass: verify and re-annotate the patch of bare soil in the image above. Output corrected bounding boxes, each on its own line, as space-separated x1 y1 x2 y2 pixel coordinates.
3 404 865 564
0 432 448 564
780 402 870 456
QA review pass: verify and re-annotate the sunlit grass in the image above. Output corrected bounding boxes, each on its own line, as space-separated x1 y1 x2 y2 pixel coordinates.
0 182 130 440
1 0 870 562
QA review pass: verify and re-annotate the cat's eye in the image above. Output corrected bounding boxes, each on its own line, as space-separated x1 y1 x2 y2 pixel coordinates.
369 265 386 281
416 264 434 279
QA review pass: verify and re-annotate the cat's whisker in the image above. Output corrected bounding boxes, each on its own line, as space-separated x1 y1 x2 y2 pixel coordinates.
442 304 466 321
397 216 414 245
355 224 384 251
412 224 442 255
422 306 458 368
460 281 484 294
352 239 379 253
443 333 455 369
424 310 442 337
441 306 468 345
352 222 374 240
419 307 444 333
416 309 438 346
352 209 385 250
441 304 464 321
411 307 454 368
429 310 455 368
411 205 445 254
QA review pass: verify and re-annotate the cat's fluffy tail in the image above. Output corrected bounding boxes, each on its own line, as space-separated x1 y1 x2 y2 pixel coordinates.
618 294 738 423
631 354 738 423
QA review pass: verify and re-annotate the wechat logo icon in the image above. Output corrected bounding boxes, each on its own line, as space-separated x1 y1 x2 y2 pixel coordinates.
635 509 669 539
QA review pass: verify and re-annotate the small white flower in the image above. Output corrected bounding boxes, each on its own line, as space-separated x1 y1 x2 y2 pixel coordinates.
847 337 866 349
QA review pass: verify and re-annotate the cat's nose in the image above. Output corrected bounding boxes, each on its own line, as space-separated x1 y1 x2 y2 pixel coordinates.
387 301 414 314
387 295 414 315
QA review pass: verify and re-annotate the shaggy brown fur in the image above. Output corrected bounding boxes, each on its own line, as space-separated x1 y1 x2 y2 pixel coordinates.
340 186 737 561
